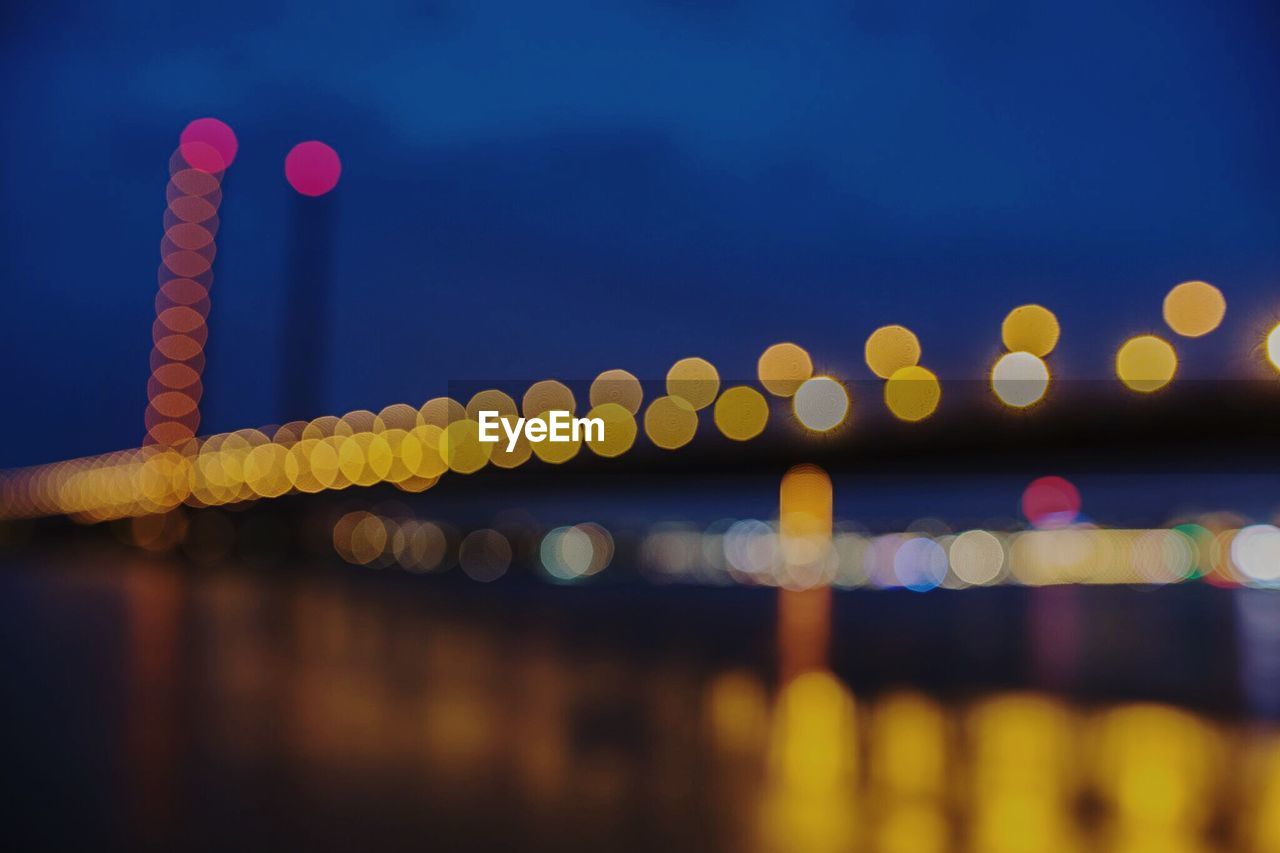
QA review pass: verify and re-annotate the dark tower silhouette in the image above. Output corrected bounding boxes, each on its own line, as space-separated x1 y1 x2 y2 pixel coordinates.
279 194 334 422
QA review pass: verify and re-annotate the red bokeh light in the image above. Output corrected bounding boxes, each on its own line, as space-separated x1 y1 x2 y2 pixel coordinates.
179 118 238 173
1021 476 1081 529
285 141 341 196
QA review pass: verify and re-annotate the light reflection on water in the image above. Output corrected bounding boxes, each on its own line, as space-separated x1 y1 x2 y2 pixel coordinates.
3 553 1280 852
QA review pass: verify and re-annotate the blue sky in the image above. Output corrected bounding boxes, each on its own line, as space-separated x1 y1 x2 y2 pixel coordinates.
2 0 1278 464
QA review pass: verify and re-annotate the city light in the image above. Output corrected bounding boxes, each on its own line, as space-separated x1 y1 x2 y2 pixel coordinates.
1001 304 1060 357
1163 280 1226 338
864 324 921 379
991 351 1050 408
1116 334 1178 393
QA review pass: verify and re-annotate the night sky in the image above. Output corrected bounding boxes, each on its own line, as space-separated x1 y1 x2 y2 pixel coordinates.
3 0 1279 466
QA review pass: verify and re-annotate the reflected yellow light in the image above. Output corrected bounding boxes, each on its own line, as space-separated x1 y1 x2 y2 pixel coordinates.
762 670 858 853
792 377 848 432
969 694 1078 853
1163 280 1226 338
1267 324 1280 373
865 325 921 379
584 402 637 457
770 671 856 790
713 385 769 441
1093 704 1220 830
349 512 388 565
666 357 720 410
438 419 492 473
876 804 947 853
644 395 699 449
1116 335 1177 393
522 380 575 417
1001 304 1060 357
589 369 643 414
991 351 1050 408
757 342 813 397
869 692 946 797
885 366 941 421
458 528 511 582
705 670 768 754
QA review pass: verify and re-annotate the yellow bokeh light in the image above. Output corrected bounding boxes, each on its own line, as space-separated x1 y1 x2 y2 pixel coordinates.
528 415 582 464
374 403 419 432
865 325 921 379
488 417 533 469
1001 305 1060 357
419 396 464 428
466 388 517 420
243 443 290 498
1116 335 1177 393
757 343 813 397
337 409 377 436
991 352 1050 408
1266 324 1280 372
713 385 769 441
589 369 644 415
792 377 849 432
1163 280 1226 338
407 424 448 478
438 418 492 473
522 379 576 418
884 366 941 422
585 402 637 457
644 395 699 449
666 357 720 410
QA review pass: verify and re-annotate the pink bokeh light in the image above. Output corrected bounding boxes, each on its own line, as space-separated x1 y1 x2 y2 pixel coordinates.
1021 476 1082 529
285 141 342 197
179 118 238 173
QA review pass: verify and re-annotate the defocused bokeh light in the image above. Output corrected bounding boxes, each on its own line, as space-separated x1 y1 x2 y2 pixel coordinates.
713 385 769 441
457 528 511 581
991 351 1050 408
792 377 849 432
284 140 342 196
643 394 699 449
949 529 1006 586
178 117 237 173
666 357 720 410
1232 524 1280 586
584 402 636 457
522 379 576 418
757 342 813 397
1021 476 1081 529
1163 280 1226 338
588 368 643 414
1001 304 1060 357
884 366 941 422
864 325 921 379
439 419 491 473
1116 334 1177 393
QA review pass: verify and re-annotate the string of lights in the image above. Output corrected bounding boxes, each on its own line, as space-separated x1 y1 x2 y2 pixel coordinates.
2 295 1279 524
